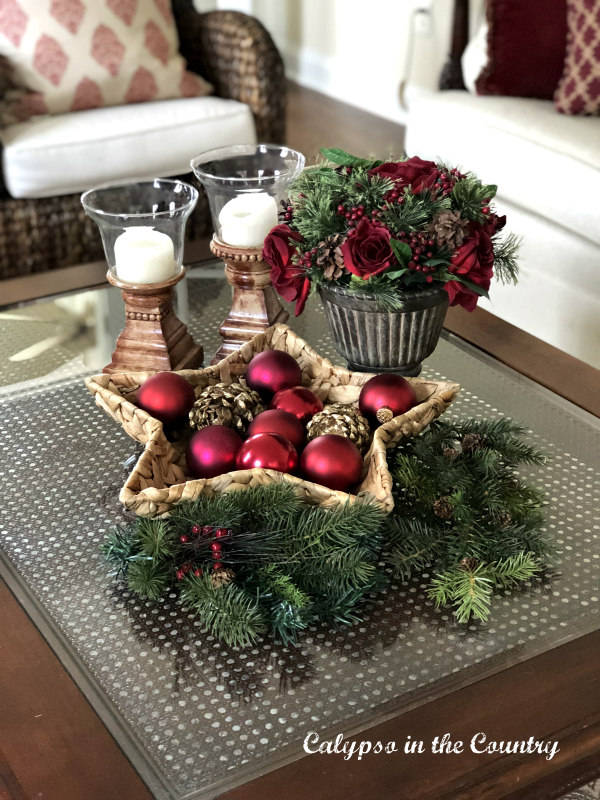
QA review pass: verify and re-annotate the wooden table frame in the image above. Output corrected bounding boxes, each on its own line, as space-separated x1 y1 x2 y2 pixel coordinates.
1 274 599 800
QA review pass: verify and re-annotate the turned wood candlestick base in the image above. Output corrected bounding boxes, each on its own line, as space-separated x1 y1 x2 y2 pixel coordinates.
103 267 203 374
210 236 289 365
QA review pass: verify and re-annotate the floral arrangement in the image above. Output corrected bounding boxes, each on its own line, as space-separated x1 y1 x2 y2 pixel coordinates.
262 148 519 315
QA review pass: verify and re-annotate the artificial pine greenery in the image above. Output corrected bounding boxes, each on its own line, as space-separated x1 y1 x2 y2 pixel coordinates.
385 418 550 622
103 418 550 645
103 484 386 648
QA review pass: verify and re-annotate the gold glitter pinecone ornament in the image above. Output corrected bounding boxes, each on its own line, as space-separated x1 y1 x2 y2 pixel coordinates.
211 566 235 589
189 382 264 435
306 403 371 454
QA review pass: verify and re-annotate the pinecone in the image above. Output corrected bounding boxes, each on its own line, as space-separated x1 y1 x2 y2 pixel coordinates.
443 446 459 461
316 233 346 280
428 210 470 250
189 382 264 434
496 510 512 528
211 566 235 589
461 432 483 454
306 403 371 454
433 496 454 519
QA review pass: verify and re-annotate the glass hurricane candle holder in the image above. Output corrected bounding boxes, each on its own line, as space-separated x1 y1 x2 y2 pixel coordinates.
81 179 203 374
191 144 305 364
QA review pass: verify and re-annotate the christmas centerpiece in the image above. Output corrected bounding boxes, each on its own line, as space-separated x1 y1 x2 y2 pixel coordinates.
85 325 460 516
262 149 520 374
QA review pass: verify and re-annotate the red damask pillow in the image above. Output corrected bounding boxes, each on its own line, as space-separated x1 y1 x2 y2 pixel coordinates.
476 0 568 99
554 0 600 115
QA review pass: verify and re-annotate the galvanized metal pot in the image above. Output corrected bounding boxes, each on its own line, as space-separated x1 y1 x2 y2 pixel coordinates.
319 284 449 376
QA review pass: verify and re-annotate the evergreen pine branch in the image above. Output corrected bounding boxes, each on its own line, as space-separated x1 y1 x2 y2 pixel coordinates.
326 274 406 312
102 526 138 577
428 563 494 623
137 518 173 560
311 585 373 627
383 517 445 580
127 558 171 601
180 574 266 648
493 232 521 284
380 188 451 231
450 174 497 221
485 552 541 588
267 601 311 646
256 565 311 609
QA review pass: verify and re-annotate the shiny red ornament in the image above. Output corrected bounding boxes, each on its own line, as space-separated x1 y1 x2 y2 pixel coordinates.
186 425 242 479
235 432 298 474
270 386 323 424
247 408 305 449
245 350 303 399
300 434 363 492
136 372 195 425
358 373 418 425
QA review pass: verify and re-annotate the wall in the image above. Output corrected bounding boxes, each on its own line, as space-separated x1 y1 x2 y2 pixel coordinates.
192 0 462 124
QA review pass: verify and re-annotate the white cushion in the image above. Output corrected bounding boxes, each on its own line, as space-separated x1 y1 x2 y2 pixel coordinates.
482 199 600 370
405 91 600 246
0 96 256 198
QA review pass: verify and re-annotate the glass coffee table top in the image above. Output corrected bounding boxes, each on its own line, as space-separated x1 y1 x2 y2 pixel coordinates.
0 264 598 800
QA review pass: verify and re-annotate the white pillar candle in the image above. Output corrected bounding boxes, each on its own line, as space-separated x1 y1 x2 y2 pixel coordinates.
218 192 278 247
114 226 176 284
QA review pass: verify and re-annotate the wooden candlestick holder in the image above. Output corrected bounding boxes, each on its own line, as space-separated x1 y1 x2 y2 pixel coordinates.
210 236 289 365
103 267 203 374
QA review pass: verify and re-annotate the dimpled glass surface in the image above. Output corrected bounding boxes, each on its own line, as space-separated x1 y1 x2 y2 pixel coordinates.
0 266 598 799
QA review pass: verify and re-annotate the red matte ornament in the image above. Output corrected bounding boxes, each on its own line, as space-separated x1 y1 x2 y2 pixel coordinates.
358 373 417 425
300 434 363 492
247 409 305 450
136 371 196 424
270 386 323 424
235 432 298 474
186 425 242 479
245 350 303 399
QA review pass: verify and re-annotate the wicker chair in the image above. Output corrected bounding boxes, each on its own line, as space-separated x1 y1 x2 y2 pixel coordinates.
0 1 286 282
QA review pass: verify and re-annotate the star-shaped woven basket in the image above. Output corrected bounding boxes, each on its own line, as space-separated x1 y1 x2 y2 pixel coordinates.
86 324 460 517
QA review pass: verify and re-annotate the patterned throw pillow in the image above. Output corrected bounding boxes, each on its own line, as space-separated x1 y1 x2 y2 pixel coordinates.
0 0 212 125
554 0 600 115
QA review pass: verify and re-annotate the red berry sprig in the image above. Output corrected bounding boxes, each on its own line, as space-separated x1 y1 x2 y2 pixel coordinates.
395 230 437 276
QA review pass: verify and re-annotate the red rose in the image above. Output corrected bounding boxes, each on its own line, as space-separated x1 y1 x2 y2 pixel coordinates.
445 225 495 312
369 156 439 194
340 218 395 279
263 224 309 315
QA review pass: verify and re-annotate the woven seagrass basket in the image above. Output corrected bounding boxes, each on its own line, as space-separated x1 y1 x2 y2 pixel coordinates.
86 324 460 517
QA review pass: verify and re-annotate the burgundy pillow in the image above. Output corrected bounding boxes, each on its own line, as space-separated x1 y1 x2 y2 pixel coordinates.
554 0 600 115
476 0 568 99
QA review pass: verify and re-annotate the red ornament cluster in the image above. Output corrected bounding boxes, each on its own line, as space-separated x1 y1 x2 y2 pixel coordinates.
135 353 421 496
